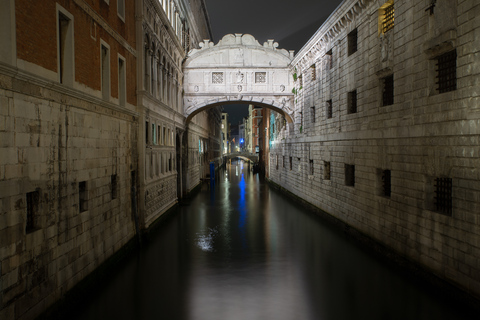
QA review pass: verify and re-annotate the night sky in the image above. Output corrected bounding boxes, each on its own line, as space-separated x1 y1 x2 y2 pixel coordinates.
204 0 345 123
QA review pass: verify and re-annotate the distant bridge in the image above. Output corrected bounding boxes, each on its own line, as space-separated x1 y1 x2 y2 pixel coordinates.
224 152 258 162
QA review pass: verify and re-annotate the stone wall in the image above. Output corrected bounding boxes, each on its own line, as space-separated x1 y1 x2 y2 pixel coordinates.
269 0 480 298
0 71 138 319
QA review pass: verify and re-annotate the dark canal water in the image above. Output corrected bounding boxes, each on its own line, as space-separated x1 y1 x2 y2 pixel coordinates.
60 161 476 320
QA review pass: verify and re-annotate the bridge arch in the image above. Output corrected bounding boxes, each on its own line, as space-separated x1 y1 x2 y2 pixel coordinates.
183 34 295 125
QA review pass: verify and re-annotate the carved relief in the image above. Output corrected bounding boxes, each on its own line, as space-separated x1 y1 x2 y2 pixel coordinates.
380 32 393 62
238 85 243 92
236 71 244 83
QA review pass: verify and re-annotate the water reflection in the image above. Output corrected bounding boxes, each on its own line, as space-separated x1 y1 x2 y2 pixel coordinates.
61 160 476 320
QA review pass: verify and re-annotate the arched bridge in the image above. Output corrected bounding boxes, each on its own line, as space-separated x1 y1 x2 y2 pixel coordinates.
183 34 295 125
224 152 258 162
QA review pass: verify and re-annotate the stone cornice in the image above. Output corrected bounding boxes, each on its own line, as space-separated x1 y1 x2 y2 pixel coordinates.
74 0 136 56
292 0 372 70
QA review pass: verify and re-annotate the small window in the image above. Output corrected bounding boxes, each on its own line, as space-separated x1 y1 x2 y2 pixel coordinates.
311 106 316 123
324 161 331 180
57 6 74 86
118 57 126 106
145 121 149 144
276 155 279 170
101 43 111 101
26 190 40 233
309 160 314 175
382 169 391 197
212 72 224 84
255 72 266 83
289 156 292 170
152 123 157 145
382 3 394 33
310 64 316 81
283 156 285 168
435 178 452 215
117 0 125 21
326 49 333 69
382 74 394 106
345 164 355 187
111 174 118 200
436 50 457 93
347 90 357 114
326 100 333 119
348 28 358 56
79 181 88 212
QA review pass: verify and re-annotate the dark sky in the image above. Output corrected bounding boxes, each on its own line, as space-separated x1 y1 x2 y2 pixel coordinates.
205 0 345 123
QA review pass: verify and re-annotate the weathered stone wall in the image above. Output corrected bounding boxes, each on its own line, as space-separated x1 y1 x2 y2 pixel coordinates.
269 0 480 298
0 72 138 319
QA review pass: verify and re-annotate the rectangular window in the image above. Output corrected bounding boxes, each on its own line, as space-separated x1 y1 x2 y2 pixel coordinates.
111 174 118 200
101 43 110 101
348 28 358 56
382 3 394 33
255 72 266 83
79 181 88 212
435 178 452 215
57 7 74 86
326 99 333 119
345 164 355 187
311 106 316 123
326 49 333 70
283 156 285 168
117 0 125 21
382 169 391 197
212 72 224 84
118 57 126 106
146 121 149 144
152 124 157 145
382 74 394 106
347 90 357 114
289 156 292 170
324 161 331 180
436 50 457 93
276 155 279 170
309 160 314 175
310 64 316 81
26 190 39 233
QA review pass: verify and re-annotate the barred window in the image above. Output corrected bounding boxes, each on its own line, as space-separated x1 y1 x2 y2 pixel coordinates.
212 72 224 84
382 74 394 106
382 169 391 197
348 90 357 114
435 178 452 215
255 72 266 83
309 160 314 175
326 99 333 119
345 164 355 187
348 28 358 56
436 50 456 93
382 3 394 33
324 161 331 180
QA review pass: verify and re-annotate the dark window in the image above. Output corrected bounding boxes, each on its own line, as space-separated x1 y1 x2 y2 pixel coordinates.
383 3 394 33
79 181 87 212
289 157 292 170
382 74 394 106
310 160 314 175
348 28 358 56
276 155 279 170
310 64 316 81
111 174 118 200
324 161 331 180
26 190 39 233
436 50 457 93
435 178 452 215
345 164 355 187
311 106 316 123
146 121 149 144
326 49 333 69
382 169 391 197
326 99 333 119
283 156 285 168
348 90 357 114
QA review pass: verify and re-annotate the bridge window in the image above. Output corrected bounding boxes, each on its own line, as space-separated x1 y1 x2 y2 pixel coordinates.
255 72 266 83
212 72 224 84
381 2 394 33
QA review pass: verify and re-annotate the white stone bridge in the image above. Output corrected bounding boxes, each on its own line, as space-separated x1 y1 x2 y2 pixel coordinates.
223 152 259 163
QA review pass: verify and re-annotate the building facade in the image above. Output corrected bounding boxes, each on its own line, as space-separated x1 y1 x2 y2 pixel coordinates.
268 0 480 299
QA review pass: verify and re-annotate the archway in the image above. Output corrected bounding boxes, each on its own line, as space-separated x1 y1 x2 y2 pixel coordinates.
183 34 295 127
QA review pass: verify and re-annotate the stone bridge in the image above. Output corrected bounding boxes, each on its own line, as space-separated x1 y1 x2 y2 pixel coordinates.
224 152 259 162
183 34 295 124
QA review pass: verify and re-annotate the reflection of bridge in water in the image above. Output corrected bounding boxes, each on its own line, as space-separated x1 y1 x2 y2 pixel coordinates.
223 152 258 163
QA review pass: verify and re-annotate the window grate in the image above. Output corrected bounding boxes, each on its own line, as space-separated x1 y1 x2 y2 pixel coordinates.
435 177 452 215
348 90 357 114
383 3 394 33
255 72 266 83
289 157 292 170
212 72 224 84
345 164 355 186
382 169 391 197
436 50 456 93
348 28 358 56
326 100 333 118
383 75 394 106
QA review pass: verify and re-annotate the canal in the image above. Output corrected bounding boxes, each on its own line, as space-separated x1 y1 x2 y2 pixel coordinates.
58 161 476 320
